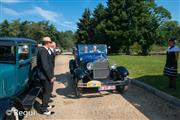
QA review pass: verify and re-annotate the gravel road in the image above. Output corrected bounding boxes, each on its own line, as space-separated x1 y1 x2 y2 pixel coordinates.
25 54 180 120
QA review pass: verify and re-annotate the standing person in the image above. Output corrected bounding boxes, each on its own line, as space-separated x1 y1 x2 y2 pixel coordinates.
164 37 180 90
49 41 57 98
37 37 55 115
50 42 56 68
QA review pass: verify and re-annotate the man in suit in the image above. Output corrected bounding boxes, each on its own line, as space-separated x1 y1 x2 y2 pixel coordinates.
49 41 56 98
37 37 55 115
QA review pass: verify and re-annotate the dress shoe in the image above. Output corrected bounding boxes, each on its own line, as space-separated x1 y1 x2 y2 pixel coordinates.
51 94 56 98
48 99 53 103
42 109 55 115
47 105 55 109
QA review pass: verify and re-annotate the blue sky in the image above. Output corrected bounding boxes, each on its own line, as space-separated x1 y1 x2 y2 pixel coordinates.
0 0 179 31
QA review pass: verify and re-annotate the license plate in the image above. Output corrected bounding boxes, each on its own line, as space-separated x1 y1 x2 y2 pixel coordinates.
87 81 101 87
99 85 116 91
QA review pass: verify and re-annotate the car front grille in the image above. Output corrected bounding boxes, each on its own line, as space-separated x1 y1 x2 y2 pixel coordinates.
93 60 110 80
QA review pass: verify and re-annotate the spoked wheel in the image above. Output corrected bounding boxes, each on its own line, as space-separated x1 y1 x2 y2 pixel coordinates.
4 107 19 120
116 85 128 94
74 77 81 98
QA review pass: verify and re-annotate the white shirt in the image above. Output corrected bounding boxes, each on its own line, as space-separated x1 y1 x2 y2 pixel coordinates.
167 46 180 52
43 46 51 55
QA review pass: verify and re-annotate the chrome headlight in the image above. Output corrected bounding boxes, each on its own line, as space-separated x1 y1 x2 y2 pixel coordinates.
86 62 93 70
80 57 83 61
111 64 117 69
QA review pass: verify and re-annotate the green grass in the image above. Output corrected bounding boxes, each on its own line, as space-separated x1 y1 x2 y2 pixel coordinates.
109 55 180 99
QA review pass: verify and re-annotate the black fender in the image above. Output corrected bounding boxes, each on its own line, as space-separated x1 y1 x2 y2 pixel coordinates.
116 66 129 77
111 66 129 80
74 68 86 80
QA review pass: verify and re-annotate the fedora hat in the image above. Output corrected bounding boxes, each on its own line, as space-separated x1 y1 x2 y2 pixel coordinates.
42 37 52 42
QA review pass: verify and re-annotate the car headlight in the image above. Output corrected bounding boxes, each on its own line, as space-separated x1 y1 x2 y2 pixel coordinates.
87 62 93 70
111 64 117 69
80 57 83 61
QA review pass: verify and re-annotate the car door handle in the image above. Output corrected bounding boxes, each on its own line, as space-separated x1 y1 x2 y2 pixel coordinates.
19 62 31 68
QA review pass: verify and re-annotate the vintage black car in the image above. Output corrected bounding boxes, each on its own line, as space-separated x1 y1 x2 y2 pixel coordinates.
69 44 129 98
0 38 42 120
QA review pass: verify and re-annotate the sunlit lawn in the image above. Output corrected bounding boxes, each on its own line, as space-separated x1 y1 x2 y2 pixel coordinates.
109 55 180 99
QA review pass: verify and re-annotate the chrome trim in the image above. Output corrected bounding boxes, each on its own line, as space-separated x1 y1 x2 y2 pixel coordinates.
2 79 6 96
77 79 129 88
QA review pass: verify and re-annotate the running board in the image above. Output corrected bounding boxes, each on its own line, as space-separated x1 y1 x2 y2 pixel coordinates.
22 87 42 111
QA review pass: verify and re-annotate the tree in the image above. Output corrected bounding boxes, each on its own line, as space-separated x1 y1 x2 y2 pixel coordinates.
104 0 171 55
157 21 180 45
0 20 10 37
58 31 77 49
76 8 92 44
104 0 139 54
0 19 77 50
92 4 107 44
136 1 171 55
76 0 172 55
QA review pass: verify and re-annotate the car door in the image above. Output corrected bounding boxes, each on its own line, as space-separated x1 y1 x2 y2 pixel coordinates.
17 43 31 91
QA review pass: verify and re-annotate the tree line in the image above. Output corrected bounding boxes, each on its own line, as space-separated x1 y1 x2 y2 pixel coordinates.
0 0 180 54
0 19 76 49
76 0 180 55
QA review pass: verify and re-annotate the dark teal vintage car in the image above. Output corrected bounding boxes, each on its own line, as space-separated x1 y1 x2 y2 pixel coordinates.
0 38 42 120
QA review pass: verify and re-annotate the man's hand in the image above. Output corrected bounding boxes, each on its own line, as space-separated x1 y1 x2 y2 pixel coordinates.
50 77 56 83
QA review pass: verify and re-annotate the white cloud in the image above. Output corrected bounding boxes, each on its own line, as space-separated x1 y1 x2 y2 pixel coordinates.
1 6 34 16
64 21 73 25
2 7 19 16
33 6 76 30
0 0 21 3
57 22 76 30
34 6 58 22
1 6 77 30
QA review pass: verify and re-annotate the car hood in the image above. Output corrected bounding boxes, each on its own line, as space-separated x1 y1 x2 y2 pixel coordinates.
79 53 107 63
0 64 16 99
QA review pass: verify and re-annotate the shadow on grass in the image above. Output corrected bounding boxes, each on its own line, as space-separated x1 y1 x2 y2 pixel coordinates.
135 74 180 99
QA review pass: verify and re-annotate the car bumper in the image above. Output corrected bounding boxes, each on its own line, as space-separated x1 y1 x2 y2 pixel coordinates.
77 78 129 88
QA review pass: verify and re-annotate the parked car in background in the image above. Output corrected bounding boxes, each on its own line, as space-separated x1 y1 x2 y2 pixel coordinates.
0 38 42 120
54 47 62 55
69 44 129 98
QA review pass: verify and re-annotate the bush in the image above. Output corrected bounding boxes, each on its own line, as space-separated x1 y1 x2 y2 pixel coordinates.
129 42 141 55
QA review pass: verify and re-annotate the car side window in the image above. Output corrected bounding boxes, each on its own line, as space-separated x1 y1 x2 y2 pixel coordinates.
0 45 16 63
18 44 29 61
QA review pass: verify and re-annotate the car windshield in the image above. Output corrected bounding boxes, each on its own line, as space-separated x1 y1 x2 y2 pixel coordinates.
0 45 16 63
78 45 107 55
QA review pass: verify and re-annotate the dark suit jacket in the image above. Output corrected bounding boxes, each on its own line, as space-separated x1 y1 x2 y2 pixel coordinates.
49 49 56 68
37 47 54 81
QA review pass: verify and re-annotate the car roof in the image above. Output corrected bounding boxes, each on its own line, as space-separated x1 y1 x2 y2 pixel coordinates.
0 37 37 44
